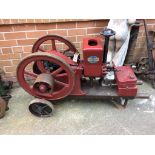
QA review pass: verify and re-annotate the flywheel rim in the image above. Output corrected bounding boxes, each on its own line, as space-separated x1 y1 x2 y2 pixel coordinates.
32 35 78 54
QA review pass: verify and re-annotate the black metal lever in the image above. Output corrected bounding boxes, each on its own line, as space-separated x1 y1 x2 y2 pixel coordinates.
100 28 116 63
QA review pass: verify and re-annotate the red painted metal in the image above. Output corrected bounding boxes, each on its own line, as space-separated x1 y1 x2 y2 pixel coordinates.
83 38 103 77
115 66 137 97
48 50 76 65
70 66 86 96
31 35 78 76
17 34 140 104
35 50 77 74
17 52 75 100
32 35 78 55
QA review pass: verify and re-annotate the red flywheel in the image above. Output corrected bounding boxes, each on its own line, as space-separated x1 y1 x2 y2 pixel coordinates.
17 52 75 100
31 35 79 74
32 35 78 56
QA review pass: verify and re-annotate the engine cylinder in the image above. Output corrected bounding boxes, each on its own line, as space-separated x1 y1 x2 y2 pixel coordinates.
83 38 103 77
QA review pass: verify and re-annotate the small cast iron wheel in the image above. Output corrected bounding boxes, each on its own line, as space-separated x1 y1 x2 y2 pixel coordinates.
17 52 75 100
29 98 54 117
0 97 7 118
32 35 78 56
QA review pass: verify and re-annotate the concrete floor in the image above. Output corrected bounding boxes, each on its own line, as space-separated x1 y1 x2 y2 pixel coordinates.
0 82 155 135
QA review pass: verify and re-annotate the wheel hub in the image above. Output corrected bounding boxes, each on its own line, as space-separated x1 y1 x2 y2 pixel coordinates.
33 73 54 93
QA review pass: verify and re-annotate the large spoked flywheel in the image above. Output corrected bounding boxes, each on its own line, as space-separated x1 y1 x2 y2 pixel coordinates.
32 35 79 74
17 52 75 100
32 35 78 56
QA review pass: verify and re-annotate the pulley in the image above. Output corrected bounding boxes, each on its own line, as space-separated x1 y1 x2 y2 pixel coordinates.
33 73 54 93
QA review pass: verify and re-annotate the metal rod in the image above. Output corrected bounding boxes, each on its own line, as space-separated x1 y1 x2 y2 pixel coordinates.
103 37 109 63
143 19 154 70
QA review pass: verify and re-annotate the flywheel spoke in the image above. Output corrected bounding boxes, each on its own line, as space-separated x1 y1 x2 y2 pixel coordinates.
24 71 37 78
63 48 70 53
39 47 47 52
54 79 68 87
55 73 68 78
51 39 56 50
51 67 63 76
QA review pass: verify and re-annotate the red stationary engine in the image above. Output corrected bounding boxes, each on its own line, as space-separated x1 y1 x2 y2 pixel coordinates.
83 38 103 77
16 29 148 117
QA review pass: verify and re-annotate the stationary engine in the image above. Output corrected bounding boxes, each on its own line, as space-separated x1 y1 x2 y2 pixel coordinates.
16 29 148 117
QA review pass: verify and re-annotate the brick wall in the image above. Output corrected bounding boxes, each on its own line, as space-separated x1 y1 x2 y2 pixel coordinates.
0 19 108 81
0 19 155 81
0 19 85 25
127 19 155 63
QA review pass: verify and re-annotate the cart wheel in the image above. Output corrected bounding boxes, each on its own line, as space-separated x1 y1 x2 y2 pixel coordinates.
29 98 54 117
0 97 7 118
